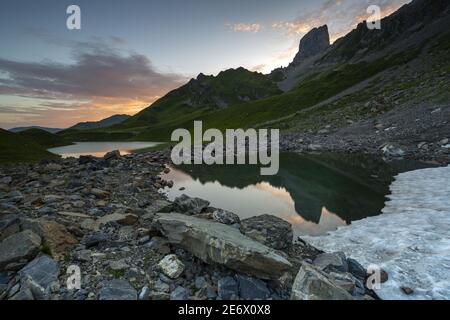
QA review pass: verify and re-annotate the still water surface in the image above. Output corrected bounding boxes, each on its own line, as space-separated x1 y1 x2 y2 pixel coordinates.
160 153 428 236
48 141 160 158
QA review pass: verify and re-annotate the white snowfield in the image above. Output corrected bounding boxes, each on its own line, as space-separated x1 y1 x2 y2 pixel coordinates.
305 166 450 300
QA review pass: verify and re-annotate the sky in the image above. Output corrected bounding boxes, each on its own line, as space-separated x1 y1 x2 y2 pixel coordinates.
0 0 410 129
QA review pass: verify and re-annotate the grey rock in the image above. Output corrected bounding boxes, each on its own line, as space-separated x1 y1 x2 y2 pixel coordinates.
109 259 129 271
212 209 240 225
195 276 207 289
158 254 184 279
18 255 59 300
149 291 170 300
237 275 270 300
313 252 348 273
218 276 238 300
240 214 293 250
381 143 405 158
84 233 108 248
99 279 137 300
139 286 150 300
10 286 34 300
347 258 367 281
154 278 170 293
170 286 189 300
155 214 292 280
0 176 12 185
0 230 42 270
0 203 20 214
104 150 121 161
0 214 20 241
74 249 92 262
173 194 210 215
146 199 173 214
291 263 353 300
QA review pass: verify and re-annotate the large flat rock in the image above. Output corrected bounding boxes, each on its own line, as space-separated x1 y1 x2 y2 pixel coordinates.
155 213 292 280
0 230 42 270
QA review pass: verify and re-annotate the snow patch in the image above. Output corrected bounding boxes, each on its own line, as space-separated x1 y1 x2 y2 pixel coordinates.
304 166 450 300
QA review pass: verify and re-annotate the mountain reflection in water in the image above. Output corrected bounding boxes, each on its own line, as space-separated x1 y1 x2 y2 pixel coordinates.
160 153 429 236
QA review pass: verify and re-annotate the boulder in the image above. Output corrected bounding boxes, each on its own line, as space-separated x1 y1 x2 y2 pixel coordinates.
347 258 367 281
0 214 20 241
291 263 353 300
155 214 292 280
22 219 78 261
313 252 348 273
381 143 405 158
158 254 185 279
17 255 60 300
212 209 240 225
104 150 121 161
240 215 293 250
98 279 137 300
0 230 41 270
173 194 210 215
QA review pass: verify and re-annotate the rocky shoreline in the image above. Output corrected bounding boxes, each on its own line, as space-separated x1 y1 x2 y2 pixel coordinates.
0 150 379 300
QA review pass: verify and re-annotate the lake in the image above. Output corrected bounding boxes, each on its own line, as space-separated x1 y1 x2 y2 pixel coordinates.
160 153 430 236
48 141 161 158
47 142 430 237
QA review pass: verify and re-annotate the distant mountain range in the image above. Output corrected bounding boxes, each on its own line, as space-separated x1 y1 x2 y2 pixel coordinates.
9 114 131 134
9 126 63 134
68 114 131 131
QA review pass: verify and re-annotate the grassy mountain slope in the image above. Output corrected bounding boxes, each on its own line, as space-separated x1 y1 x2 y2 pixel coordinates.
59 67 282 141
0 129 60 164
60 0 450 142
69 114 130 131
20 128 71 148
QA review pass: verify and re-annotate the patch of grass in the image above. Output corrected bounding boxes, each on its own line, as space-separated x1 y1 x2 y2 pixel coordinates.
0 129 60 165
429 31 450 53
20 128 72 148
108 269 125 279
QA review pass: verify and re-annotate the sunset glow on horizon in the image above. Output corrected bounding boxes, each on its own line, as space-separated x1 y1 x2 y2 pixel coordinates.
0 0 411 129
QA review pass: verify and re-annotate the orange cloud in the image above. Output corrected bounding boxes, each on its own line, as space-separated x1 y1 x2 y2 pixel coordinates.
226 22 262 33
272 0 411 43
0 38 187 128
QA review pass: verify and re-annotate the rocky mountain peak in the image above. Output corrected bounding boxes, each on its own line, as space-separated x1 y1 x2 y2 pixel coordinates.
292 25 330 64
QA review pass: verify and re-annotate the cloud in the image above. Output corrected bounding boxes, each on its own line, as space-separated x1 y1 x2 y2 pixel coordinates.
272 0 411 42
226 23 262 33
250 42 299 74
0 36 188 128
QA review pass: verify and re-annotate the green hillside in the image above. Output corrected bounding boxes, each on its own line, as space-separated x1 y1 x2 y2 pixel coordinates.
59 67 282 141
58 0 450 143
20 128 71 148
0 129 60 164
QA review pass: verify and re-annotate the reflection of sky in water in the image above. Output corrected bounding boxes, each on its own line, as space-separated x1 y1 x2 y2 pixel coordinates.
48 142 160 158
161 166 347 236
